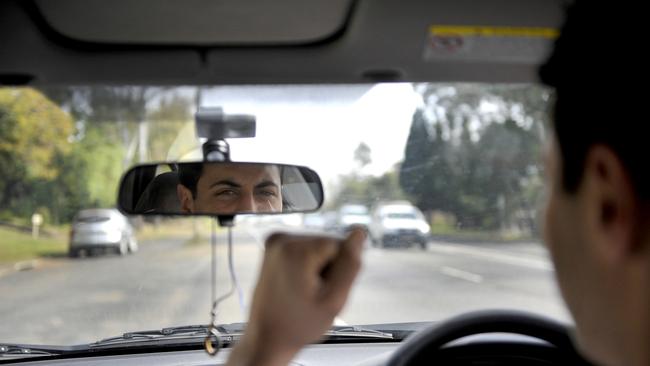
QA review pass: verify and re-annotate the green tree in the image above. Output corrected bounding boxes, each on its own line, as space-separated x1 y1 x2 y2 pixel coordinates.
0 87 198 224
400 109 454 215
353 142 372 170
72 128 125 210
146 93 194 161
400 84 549 233
38 150 92 224
41 86 197 164
329 167 407 210
0 88 76 221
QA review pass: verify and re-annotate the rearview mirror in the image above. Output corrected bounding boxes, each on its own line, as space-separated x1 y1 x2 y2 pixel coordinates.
118 162 324 216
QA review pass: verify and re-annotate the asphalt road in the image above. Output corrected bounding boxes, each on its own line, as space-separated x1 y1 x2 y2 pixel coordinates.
0 224 570 346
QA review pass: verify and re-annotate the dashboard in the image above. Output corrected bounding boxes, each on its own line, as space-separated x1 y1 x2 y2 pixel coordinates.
0 334 590 366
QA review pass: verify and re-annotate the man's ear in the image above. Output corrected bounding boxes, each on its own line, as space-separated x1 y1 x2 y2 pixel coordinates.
177 184 195 214
582 145 638 260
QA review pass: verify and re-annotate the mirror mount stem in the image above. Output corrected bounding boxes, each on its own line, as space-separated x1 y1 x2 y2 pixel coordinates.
202 139 231 162
196 107 256 224
195 106 256 163
217 215 235 227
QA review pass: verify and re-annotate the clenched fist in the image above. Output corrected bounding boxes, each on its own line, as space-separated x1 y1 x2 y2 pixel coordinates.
226 227 365 366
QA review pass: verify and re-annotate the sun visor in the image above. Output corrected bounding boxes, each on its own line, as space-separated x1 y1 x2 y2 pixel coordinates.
34 0 353 46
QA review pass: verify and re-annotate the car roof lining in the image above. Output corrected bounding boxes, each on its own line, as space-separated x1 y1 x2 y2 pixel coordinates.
33 0 355 46
0 0 567 86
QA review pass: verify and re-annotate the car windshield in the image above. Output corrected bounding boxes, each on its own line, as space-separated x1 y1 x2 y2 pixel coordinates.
341 206 368 215
76 210 113 221
386 213 417 220
0 83 567 346
75 216 110 223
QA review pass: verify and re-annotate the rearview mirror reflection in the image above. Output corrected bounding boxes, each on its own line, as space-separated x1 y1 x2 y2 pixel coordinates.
118 162 324 216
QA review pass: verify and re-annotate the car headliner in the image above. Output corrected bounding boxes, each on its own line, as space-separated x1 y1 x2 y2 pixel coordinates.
0 0 566 86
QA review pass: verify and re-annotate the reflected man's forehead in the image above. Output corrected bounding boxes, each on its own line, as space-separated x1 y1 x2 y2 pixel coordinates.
200 164 281 184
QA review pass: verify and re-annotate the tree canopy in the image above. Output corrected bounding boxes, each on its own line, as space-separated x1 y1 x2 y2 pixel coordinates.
399 84 550 233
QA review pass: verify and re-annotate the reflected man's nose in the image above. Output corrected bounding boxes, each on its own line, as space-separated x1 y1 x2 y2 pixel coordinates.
236 193 257 213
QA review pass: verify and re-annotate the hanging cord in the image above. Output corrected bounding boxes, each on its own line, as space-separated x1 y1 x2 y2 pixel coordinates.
204 221 245 355
205 219 222 355
211 219 216 319
229 226 247 315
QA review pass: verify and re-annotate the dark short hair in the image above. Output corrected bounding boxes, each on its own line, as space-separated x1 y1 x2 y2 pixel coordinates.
539 1 646 198
177 163 203 198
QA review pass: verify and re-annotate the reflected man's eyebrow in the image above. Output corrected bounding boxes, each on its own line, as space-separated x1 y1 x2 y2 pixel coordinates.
209 180 241 189
255 180 280 190
208 179 279 190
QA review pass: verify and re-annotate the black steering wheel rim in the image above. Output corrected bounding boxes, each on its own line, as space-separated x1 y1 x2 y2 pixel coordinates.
386 309 583 366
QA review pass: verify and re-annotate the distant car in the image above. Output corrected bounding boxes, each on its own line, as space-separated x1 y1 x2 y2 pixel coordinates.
369 201 430 249
321 211 340 231
336 204 371 234
69 209 138 257
302 213 327 230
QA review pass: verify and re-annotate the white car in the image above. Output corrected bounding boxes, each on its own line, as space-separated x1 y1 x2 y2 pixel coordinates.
336 204 371 233
369 201 430 249
69 209 138 257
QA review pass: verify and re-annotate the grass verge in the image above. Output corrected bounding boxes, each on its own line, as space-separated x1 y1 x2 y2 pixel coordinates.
0 227 67 264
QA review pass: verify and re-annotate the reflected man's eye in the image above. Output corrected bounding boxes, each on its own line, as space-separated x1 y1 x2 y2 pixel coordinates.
257 190 277 198
214 189 238 199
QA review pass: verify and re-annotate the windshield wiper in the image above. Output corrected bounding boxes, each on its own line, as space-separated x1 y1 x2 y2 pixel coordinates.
326 326 393 340
91 323 393 349
0 344 65 358
0 326 394 362
91 324 221 348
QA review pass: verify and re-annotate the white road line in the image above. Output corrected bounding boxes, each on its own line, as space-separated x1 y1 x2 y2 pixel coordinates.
429 243 553 271
439 266 484 283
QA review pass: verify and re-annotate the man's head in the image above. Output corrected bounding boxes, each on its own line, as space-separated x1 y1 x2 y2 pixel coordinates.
540 2 649 365
177 162 283 214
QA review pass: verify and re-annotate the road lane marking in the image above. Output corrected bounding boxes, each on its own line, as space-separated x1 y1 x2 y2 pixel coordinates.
440 266 483 283
429 243 553 271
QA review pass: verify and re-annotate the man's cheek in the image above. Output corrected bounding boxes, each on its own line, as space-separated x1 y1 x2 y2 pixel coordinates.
544 192 570 279
543 192 557 253
544 193 579 306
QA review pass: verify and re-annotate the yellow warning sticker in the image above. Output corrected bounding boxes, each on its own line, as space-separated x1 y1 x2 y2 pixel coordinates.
430 26 559 39
424 25 559 63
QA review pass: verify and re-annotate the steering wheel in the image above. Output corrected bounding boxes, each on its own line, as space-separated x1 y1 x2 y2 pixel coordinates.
386 310 592 366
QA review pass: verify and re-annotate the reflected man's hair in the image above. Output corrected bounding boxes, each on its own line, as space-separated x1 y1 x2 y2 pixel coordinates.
177 163 203 199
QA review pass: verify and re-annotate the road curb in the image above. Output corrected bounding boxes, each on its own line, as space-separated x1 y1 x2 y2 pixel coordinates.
14 259 40 271
0 260 40 279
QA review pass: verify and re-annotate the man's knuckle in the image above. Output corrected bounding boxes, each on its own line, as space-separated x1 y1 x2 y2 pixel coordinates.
265 232 287 247
348 254 362 269
316 238 338 252
280 241 304 258
313 237 332 247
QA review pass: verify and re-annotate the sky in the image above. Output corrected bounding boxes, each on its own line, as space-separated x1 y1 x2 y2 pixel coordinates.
191 83 423 186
